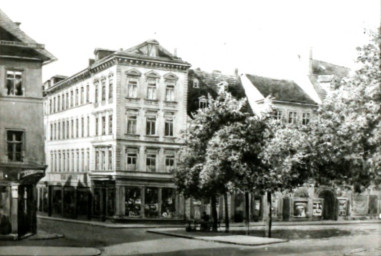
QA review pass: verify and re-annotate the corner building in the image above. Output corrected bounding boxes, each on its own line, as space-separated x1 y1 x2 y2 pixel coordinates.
0 9 55 237
40 40 190 221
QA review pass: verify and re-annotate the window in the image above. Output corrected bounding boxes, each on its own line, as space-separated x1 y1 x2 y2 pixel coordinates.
165 119 174 137
50 124 53 140
62 94 65 110
302 113 310 125
6 70 23 96
7 131 23 161
66 92 69 108
145 187 159 217
165 85 175 101
57 95 61 112
288 112 297 124
108 78 113 100
87 150 90 171
71 151 75 172
146 80 156 100
273 109 282 121
165 155 175 173
146 117 156 135
125 187 141 217
58 122 61 140
109 114 113 135
162 188 176 218
127 116 137 134
193 79 199 88
95 151 99 170
75 88 79 106
95 84 98 103
102 116 106 135
63 121 66 139
76 119 79 138
86 84 89 103
87 116 90 137
127 80 138 98
108 149 112 170
199 96 207 108
127 153 137 171
146 154 156 172
81 118 84 137
95 117 99 136
49 99 53 114
81 150 85 171
71 120 74 139
81 87 84 105
101 80 106 101
101 150 106 170
70 91 74 107
66 120 69 139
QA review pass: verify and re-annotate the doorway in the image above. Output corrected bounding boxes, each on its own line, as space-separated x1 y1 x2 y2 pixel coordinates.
319 190 337 220
18 185 36 236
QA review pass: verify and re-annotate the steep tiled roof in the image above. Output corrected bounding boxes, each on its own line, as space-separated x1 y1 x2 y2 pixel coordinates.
246 74 316 105
0 8 56 64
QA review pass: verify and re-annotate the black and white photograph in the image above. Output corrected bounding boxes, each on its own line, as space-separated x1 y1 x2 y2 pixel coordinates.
0 0 380 255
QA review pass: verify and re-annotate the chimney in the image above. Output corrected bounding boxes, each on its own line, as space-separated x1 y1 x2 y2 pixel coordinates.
15 22 21 27
89 59 95 66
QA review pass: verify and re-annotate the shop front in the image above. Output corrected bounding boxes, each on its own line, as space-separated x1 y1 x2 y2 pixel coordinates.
0 166 45 237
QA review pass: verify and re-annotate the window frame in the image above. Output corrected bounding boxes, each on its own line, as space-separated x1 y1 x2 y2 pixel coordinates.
5 69 24 96
6 129 25 162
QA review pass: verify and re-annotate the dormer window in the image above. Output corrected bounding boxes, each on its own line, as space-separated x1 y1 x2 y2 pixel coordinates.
193 79 199 88
6 70 23 96
199 96 207 109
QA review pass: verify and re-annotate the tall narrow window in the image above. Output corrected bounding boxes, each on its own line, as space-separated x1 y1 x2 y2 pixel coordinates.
108 149 112 170
50 124 53 140
58 122 61 140
146 80 156 100
70 91 74 107
108 78 113 100
165 85 175 101
86 84 89 103
81 87 84 105
50 99 53 114
7 131 23 162
127 153 137 171
6 70 23 96
101 150 106 170
63 121 66 139
273 109 282 121
57 95 61 112
87 150 90 171
302 113 310 125
76 119 79 138
146 154 156 172
62 94 66 110
71 151 75 172
102 116 106 135
288 112 297 124
81 150 85 172
109 114 113 135
71 120 74 139
165 155 175 173
75 89 79 106
95 150 99 170
81 117 84 137
127 80 138 98
87 116 90 137
199 96 207 108
95 117 99 136
77 150 80 172
95 84 98 104
146 117 156 135
165 119 174 137
127 116 137 134
101 80 106 101
66 92 69 109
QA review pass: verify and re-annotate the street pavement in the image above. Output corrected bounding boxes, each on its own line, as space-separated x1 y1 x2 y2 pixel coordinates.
0 218 380 256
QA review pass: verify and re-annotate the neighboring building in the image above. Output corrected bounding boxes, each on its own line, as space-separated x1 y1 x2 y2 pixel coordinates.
39 39 190 221
187 68 244 116
0 9 56 237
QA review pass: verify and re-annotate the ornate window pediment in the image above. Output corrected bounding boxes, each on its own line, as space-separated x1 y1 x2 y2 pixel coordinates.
125 68 142 77
164 73 178 82
144 70 160 80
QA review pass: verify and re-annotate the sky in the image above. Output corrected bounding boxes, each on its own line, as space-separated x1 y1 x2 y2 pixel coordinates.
1 0 380 81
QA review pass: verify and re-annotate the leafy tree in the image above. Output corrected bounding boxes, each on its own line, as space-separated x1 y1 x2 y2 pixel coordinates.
309 33 381 190
175 92 247 231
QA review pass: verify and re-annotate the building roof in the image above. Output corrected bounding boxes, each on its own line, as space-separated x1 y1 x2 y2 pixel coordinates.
0 8 56 64
246 74 316 105
310 59 350 99
191 68 241 91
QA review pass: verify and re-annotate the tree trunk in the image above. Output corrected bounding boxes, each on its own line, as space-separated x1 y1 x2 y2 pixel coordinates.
245 192 250 235
224 193 229 233
265 192 272 238
211 195 218 231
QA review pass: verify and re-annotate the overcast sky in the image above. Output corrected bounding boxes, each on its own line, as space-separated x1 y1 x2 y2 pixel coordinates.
1 0 380 81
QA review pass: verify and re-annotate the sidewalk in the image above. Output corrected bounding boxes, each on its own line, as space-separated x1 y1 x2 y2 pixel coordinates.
0 247 101 256
38 215 381 229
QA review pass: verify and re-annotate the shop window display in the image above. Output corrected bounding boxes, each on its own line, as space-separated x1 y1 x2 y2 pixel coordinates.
161 188 176 218
125 187 141 217
144 187 159 218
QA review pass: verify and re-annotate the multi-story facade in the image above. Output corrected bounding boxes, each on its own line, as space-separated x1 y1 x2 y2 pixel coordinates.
39 40 190 221
0 9 55 237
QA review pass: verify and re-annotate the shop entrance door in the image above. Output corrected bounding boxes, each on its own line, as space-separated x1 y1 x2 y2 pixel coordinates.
18 185 35 236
